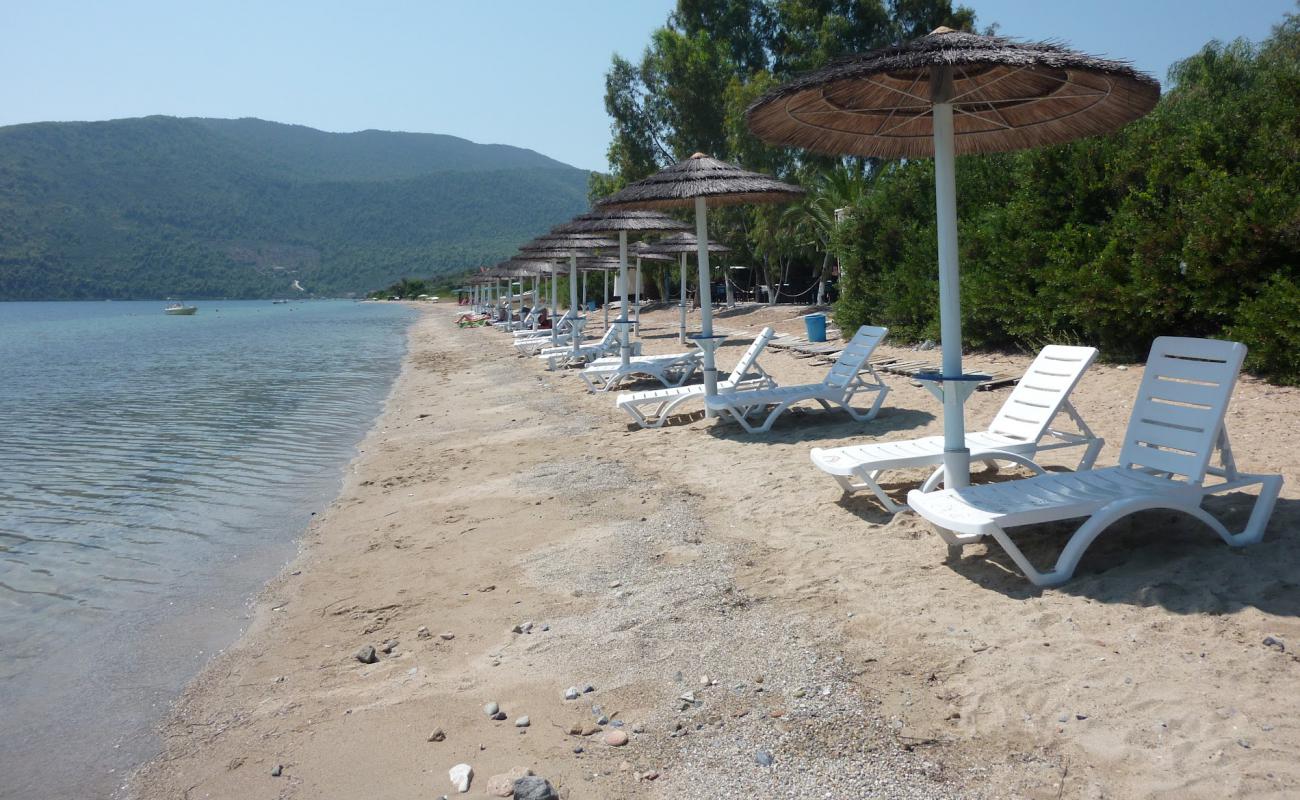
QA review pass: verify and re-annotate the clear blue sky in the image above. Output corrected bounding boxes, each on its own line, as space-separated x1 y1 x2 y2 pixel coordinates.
1 0 1293 172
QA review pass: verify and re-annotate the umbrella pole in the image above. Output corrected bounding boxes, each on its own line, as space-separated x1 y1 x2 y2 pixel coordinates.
532 275 540 331
678 252 687 344
693 196 720 410
582 270 588 312
933 95 970 490
569 255 583 357
603 268 609 329
634 258 643 335
618 231 631 367
550 268 559 346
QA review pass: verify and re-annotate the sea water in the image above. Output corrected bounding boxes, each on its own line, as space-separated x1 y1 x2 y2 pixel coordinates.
0 299 414 799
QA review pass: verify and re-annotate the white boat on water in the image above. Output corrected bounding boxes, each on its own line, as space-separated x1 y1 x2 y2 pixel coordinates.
164 303 198 316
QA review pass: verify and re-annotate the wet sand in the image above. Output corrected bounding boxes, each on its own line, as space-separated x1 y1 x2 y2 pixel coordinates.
128 303 1300 799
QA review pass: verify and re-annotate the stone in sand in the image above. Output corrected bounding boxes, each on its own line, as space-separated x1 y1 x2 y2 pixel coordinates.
486 766 532 797
491 711 507 721
354 645 378 664
604 730 629 747
1263 635 1285 652
428 728 446 742
271 764 283 777
515 716 530 727
484 702 500 716
755 749 774 766
440 632 455 641
513 776 558 800
449 763 473 793
380 639 398 653
417 626 432 639
564 686 580 700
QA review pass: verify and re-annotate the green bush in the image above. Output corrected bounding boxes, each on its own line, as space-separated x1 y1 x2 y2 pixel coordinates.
1227 274 1300 384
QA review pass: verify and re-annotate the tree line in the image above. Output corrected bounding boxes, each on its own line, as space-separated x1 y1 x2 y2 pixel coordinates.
589 1 1300 384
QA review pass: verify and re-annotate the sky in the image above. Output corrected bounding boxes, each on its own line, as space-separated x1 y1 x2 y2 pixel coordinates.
1 0 1294 172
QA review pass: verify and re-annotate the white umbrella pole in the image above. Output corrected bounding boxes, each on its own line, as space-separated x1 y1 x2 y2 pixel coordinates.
678 252 688 344
550 268 559 346
603 268 609 329
933 98 970 490
532 275 540 331
618 231 631 367
634 258 643 334
694 196 720 406
582 270 588 312
568 255 583 356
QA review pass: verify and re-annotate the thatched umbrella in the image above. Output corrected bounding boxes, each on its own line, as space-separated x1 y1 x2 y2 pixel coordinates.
552 210 689 368
642 232 732 344
520 233 616 356
747 27 1158 487
598 153 802 403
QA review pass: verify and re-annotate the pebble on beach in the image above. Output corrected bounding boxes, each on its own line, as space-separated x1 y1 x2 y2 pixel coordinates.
486 767 532 797
755 749 774 766
440 632 455 641
416 626 432 639
513 776 558 800
604 730 629 747
354 645 378 664
449 763 473 793
484 702 500 716
428 728 446 742
564 686 580 700
271 764 283 777
515 716 530 728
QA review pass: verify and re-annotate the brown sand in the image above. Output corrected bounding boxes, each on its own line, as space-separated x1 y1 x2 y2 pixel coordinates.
127 304 1300 799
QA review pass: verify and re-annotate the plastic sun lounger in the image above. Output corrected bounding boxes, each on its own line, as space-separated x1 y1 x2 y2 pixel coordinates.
579 350 704 392
810 345 1104 512
616 327 777 428
704 325 890 433
907 336 1283 587
538 325 641 370
511 311 573 339
493 307 539 331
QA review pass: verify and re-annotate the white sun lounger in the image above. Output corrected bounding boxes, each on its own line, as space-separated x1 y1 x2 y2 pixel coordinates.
616 327 777 428
704 325 889 433
579 350 703 392
510 310 573 339
537 325 641 370
810 345 1103 512
908 337 1282 587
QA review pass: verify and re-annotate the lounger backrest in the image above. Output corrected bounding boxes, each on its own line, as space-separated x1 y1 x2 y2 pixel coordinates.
732 327 776 377
596 325 618 346
823 325 889 388
987 345 1098 442
1118 337 1246 483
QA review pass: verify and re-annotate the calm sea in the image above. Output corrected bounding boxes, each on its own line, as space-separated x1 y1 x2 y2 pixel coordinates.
0 299 414 799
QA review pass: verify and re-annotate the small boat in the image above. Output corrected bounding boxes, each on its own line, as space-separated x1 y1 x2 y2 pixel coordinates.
164 303 198 316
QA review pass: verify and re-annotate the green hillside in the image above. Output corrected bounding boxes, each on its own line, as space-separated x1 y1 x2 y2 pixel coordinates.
0 116 591 299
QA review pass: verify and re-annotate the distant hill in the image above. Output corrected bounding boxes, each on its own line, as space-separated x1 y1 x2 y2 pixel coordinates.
0 116 591 299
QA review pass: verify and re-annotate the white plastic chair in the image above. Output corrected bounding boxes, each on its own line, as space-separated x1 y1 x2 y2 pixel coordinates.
537 325 641 370
616 327 777 428
511 310 573 339
579 350 703 392
908 337 1283 587
704 325 889 433
811 345 1103 512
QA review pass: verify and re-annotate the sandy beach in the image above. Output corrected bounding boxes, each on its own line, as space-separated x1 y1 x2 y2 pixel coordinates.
128 304 1300 800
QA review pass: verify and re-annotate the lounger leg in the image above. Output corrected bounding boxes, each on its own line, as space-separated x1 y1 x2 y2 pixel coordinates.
1077 437 1105 472
854 469 908 514
840 386 889 422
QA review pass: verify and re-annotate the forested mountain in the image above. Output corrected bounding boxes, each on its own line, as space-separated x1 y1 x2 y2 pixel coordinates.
0 116 590 299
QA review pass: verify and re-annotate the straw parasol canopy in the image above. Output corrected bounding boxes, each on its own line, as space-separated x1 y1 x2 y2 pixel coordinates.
746 26 1158 489
745 27 1160 159
631 241 675 262
641 232 731 254
598 154 802 401
597 153 803 210
551 209 691 235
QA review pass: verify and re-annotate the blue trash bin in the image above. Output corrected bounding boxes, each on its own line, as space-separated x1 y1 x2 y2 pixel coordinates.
804 313 827 342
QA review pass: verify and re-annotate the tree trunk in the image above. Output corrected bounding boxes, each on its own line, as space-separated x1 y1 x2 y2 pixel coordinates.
816 250 832 307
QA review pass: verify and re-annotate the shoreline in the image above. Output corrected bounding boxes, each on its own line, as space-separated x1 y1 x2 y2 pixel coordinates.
128 304 1300 799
